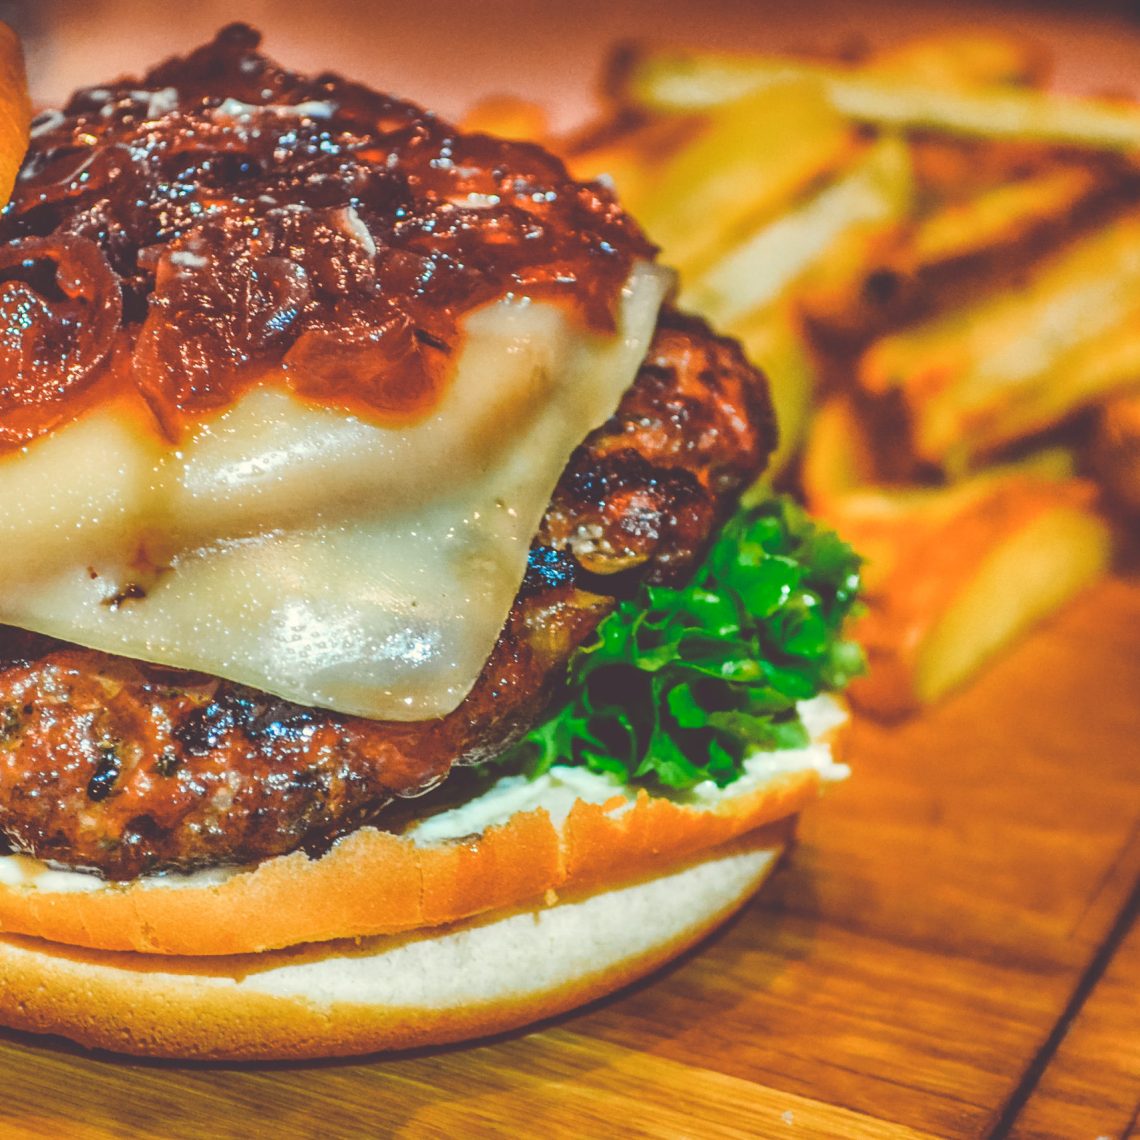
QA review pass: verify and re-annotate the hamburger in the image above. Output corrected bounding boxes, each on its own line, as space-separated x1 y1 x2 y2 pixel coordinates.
0 25 861 1059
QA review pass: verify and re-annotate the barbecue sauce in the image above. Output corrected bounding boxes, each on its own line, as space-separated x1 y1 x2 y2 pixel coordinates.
0 23 654 446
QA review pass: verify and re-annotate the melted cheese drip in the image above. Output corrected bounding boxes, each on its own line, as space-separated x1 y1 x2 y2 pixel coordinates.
0 264 670 719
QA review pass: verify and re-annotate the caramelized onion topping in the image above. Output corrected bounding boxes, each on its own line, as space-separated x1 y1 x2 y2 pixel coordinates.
0 235 121 445
0 23 654 443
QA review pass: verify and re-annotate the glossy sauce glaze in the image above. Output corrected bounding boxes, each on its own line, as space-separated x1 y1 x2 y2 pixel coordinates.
0 23 654 446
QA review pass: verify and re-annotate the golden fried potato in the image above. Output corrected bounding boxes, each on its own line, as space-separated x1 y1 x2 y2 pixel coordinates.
799 394 879 515
867 32 1046 89
1093 389 1140 514
565 31 1137 717
614 43 1140 151
831 476 1111 715
461 95 550 142
731 304 817 478
859 215 1140 470
683 134 912 326
634 80 855 276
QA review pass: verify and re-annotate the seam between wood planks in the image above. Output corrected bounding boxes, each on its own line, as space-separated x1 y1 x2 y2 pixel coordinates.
1069 813 1140 938
985 871 1140 1139
1125 1097 1140 1138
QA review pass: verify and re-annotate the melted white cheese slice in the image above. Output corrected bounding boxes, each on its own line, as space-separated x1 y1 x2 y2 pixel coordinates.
0 263 671 719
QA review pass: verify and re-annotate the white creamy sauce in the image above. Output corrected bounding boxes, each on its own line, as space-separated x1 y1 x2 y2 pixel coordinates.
0 696 847 895
407 694 849 838
0 263 669 721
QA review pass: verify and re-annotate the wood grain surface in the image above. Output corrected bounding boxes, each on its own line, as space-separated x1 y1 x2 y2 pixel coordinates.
1 5 1137 1137
0 575 1136 1137
1011 885 1140 1140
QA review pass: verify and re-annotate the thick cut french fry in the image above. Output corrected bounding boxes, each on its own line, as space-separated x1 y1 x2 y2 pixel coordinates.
574 33 1134 719
829 476 1110 715
799 394 879 515
860 215 1140 468
633 80 854 275
1093 389 1140 513
829 82 1140 152
682 134 912 326
610 31 1043 113
729 304 817 478
986 320 1140 456
868 33 1045 89
461 96 550 142
904 134 1079 217
802 391 1080 519
803 160 1118 339
910 164 1105 268
616 45 1140 151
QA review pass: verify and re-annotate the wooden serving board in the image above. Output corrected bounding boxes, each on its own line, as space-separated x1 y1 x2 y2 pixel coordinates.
0 576 1136 1137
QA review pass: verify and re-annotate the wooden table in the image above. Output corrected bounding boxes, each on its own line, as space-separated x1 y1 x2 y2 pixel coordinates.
2 4 1139 1136
0 577 1136 1137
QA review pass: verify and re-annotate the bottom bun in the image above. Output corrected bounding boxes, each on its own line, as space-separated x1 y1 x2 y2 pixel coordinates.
0 822 791 1060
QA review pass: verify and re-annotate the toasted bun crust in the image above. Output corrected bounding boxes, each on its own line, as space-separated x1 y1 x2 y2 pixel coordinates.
0 702 845 1058
0 825 790 1060
0 765 824 957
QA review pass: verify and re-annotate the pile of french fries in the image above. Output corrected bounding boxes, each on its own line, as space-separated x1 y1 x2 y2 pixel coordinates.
465 32 1140 716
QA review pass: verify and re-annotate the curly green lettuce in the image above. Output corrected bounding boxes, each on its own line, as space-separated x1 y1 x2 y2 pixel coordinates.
501 495 864 791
